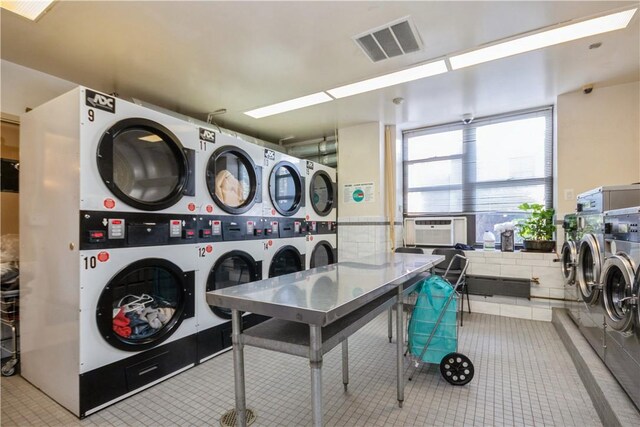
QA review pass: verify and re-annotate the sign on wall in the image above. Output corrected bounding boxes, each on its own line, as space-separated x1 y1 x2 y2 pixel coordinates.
343 182 374 203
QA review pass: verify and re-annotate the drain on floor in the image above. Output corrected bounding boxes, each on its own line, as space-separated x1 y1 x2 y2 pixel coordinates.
220 408 256 426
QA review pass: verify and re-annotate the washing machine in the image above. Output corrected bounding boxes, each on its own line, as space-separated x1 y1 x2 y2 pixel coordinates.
303 160 337 224
601 207 640 409
74 86 199 214
306 233 338 270
561 214 580 321
263 149 306 220
575 185 640 359
195 239 267 363
263 237 306 279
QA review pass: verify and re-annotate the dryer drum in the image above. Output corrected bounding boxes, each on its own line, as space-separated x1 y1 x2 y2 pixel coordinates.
97 118 190 211
206 146 261 215
633 264 640 329
310 241 336 269
561 240 577 285
577 235 602 305
269 161 304 216
95 258 189 351
269 246 303 278
602 255 636 332
206 251 261 319
310 170 334 216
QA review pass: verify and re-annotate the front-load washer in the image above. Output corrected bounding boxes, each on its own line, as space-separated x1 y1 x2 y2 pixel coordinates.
263 149 306 221
78 87 199 214
264 237 306 279
303 160 337 224
561 214 580 322
198 127 263 218
601 207 640 409
195 239 266 363
306 233 337 270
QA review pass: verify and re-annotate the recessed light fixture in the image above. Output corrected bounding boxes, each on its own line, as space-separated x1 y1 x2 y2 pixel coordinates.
449 8 637 70
244 92 333 119
1 0 56 21
327 60 448 99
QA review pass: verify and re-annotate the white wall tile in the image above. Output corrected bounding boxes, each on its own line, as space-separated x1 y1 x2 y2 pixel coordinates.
500 252 523 259
482 251 502 258
470 301 501 316
530 287 550 298
468 262 501 276
520 253 545 260
500 264 532 278
500 304 532 320
517 259 551 266
549 288 565 299
532 307 553 321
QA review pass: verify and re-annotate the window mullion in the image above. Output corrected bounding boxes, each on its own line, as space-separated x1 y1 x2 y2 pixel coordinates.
462 126 476 212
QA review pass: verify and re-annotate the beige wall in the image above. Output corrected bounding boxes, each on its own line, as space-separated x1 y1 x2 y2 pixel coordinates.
556 81 640 218
337 122 385 218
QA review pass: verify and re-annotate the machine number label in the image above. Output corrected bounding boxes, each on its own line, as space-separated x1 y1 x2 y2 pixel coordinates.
88 109 95 122
83 256 97 270
85 89 116 114
198 247 207 258
264 149 276 161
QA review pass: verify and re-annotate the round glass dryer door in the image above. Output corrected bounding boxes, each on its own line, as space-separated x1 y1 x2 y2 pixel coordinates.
269 246 303 278
601 254 636 332
97 118 190 211
206 251 261 319
269 161 303 216
310 241 336 268
206 146 261 214
576 235 601 305
95 259 187 351
310 170 334 216
561 241 577 285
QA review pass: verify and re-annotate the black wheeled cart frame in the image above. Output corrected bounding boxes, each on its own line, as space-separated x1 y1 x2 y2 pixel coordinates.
1 288 19 376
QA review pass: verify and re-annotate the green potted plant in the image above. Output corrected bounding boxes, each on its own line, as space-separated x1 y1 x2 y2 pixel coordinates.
516 203 556 252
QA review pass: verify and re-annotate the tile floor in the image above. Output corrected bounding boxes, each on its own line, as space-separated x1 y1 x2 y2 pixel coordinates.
1 313 601 426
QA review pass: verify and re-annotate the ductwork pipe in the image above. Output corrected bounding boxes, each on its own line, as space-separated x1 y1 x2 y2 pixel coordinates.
307 153 337 167
288 140 338 158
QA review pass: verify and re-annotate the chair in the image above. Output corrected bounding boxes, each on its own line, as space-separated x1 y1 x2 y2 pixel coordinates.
388 247 425 342
432 248 471 326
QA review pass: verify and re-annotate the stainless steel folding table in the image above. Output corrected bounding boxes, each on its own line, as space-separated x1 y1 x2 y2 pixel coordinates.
207 252 443 427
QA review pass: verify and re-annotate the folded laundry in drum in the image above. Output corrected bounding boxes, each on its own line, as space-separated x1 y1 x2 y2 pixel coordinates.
215 169 246 207
112 294 176 339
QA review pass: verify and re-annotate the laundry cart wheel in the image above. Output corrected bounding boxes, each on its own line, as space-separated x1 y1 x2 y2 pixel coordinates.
440 352 474 386
1 359 18 377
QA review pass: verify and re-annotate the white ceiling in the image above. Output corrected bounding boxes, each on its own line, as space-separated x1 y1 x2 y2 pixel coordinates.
1 1 639 143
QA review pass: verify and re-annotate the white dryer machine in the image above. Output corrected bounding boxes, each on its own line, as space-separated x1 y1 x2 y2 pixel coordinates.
306 233 337 270
264 237 306 279
195 239 266 362
304 160 337 224
263 149 306 220
45 86 199 214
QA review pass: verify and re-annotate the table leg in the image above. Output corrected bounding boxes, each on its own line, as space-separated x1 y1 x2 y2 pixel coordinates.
309 324 323 427
387 306 393 342
342 339 349 391
396 286 404 408
231 310 247 427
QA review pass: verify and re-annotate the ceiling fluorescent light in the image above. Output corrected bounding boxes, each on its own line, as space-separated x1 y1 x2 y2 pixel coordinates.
245 92 333 119
1 0 56 21
327 60 448 99
450 8 637 70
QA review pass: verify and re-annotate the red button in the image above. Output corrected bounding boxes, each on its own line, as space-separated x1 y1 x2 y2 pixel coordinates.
90 231 104 238
104 198 115 209
205 245 213 253
186 230 195 235
268 240 273 246
97 251 109 262
111 220 122 225
188 203 196 211
271 209 276 215
213 221 220 225
206 205 213 213
172 220 180 225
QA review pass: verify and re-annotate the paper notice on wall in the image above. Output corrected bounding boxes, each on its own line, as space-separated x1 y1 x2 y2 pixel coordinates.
343 182 374 203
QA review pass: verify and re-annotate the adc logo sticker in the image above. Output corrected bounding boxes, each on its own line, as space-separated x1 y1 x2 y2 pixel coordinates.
264 149 276 161
199 128 216 143
306 160 314 170
85 89 115 114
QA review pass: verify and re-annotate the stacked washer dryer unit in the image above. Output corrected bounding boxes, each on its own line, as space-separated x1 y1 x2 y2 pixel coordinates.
561 214 580 322
20 87 202 417
194 127 269 362
575 185 640 360
304 160 338 269
601 207 640 409
262 149 307 278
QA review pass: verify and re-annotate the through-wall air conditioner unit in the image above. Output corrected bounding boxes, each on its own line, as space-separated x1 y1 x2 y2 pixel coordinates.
404 217 467 246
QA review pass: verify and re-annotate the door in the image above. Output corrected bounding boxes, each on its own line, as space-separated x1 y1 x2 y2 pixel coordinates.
310 170 335 217
577 234 602 305
96 258 194 351
601 254 636 332
269 161 304 216
269 246 303 277
310 241 337 268
97 118 194 211
561 240 577 285
206 251 261 319
206 146 262 214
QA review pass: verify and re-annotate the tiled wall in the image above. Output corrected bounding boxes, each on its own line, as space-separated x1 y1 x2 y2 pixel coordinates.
444 249 563 322
337 216 402 261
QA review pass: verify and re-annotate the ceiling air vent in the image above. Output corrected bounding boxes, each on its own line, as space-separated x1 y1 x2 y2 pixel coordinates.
354 17 423 63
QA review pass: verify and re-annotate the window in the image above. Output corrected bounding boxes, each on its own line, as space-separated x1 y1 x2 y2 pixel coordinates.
403 107 553 244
